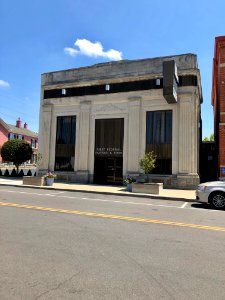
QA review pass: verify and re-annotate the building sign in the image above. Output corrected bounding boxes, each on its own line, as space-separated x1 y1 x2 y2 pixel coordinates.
163 60 178 104
221 167 225 175
95 147 123 157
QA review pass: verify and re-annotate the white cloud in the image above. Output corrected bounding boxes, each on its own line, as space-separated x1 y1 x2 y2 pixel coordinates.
64 47 79 57
64 38 122 61
0 80 10 88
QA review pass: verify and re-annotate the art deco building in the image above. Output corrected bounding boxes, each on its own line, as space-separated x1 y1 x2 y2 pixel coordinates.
38 54 202 189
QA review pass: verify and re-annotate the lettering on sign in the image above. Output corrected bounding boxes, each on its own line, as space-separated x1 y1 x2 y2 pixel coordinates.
95 147 123 156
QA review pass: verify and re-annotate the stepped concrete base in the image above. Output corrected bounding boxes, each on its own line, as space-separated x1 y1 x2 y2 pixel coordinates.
76 171 89 183
23 176 45 186
145 174 200 190
132 182 163 194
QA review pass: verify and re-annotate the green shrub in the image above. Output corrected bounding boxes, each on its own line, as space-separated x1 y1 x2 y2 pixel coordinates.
1 140 32 174
139 152 157 174
11 168 17 177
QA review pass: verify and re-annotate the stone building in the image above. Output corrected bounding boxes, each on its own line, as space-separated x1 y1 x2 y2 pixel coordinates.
38 54 202 189
212 36 225 180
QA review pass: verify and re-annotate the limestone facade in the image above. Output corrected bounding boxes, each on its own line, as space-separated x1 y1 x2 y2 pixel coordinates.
38 54 202 189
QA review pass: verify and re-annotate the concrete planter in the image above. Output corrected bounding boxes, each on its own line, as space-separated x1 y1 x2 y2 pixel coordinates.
136 174 148 183
126 183 132 192
23 176 45 186
46 177 54 186
132 182 163 195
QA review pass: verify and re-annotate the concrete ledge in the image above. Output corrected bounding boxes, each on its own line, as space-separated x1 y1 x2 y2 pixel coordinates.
23 176 45 186
132 183 163 194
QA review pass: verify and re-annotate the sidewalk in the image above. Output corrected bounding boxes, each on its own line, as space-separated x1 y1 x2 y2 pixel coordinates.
0 177 196 202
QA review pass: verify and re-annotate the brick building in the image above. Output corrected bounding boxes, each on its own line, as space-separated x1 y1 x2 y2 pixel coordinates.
212 36 225 179
0 117 38 163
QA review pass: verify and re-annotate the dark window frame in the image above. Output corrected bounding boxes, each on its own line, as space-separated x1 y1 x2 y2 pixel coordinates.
146 110 172 175
55 115 76 171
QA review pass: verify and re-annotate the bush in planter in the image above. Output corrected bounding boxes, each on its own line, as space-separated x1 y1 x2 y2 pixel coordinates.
44 171 57 186
44 172 57 179
139 152 157 182
4 169 9 177
123 176 136 192
123 176 136 186
11 168 17 177
18 169 24 177
27 169 32 176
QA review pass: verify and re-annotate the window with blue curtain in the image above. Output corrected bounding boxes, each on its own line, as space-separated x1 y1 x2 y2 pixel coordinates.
146 110 172 174
55 116 76 171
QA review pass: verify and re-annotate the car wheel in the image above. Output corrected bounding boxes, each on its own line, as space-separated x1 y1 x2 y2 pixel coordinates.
210 192 225 209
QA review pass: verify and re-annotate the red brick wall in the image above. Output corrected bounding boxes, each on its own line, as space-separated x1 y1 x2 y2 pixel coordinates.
220 114 225 123
219 124 225 176
220 46 225 63
220 47 225 176
219 66 225 113
0 124 9 162
213 38 225 177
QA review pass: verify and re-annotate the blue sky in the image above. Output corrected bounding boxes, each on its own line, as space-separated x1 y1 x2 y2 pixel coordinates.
0 0 224 137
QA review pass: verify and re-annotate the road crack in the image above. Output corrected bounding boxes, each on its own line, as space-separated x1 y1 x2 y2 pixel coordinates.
33 271 80 300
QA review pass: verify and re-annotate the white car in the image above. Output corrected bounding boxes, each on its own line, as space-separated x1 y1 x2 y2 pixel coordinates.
196 181 225 209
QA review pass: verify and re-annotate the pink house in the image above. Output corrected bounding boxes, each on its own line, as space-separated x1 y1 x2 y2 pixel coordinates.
0 117 38 163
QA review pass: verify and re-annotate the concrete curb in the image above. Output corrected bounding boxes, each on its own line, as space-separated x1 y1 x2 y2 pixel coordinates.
0 183 196 203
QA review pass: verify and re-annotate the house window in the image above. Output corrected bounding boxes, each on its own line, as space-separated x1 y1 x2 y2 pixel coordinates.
31 139 35 148
55 116 76 171
18 135 23 140
146 110 172 174
8 133 14 140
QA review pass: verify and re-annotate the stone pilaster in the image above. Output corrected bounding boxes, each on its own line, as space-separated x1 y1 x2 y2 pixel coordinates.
178 97 197 174
76 100 91 182
127 96 141 173
38 104 52 173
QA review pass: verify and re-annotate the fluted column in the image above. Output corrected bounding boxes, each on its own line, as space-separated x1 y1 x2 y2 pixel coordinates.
76 100 91 182
38 104 52 172
178 97 197 174
127 97 141 173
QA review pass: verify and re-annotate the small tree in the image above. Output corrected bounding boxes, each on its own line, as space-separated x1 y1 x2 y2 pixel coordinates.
1 140 33 174
210 133 214 141
139 151 157 174
203 133 214 142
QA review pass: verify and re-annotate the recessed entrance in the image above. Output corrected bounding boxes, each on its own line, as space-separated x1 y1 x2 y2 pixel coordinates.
94 118 124 184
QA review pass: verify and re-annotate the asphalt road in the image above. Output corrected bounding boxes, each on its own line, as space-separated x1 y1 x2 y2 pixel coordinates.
0 186 225 300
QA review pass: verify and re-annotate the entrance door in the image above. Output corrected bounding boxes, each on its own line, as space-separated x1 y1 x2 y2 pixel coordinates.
94 118 124 184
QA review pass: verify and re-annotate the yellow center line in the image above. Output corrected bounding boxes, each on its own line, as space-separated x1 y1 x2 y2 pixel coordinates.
1 201 225 232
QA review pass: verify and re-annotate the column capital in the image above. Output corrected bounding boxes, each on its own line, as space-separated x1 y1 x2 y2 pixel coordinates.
80 100 92 107
128 96 142 107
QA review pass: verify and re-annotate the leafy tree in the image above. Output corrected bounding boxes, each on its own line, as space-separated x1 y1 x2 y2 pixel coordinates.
203 133 214 142
1 140 33 174
210 133 214 141
139 151 157 174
